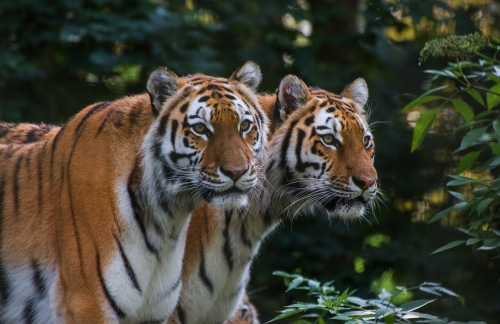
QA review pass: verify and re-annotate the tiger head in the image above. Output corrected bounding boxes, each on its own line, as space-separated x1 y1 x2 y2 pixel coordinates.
267 75 378 220
143 61 268 210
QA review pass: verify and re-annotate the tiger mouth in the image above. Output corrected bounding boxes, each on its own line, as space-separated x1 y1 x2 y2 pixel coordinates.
321 196 367 212
201 187 248 202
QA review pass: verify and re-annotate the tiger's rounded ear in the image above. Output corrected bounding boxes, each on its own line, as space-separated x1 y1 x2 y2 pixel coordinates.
275 74 311 123
146 66 180 117
230 61 262 92
341 78 368 109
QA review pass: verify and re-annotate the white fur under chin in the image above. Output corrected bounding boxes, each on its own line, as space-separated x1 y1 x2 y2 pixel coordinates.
209 194 248 210
328 203 366 221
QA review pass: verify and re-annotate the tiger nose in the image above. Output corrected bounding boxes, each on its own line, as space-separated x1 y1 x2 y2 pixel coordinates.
352 176 376 190
220 165 248 181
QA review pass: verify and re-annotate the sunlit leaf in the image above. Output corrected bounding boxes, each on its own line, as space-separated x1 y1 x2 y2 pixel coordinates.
400 299 435 312
401 96 445 113
458 127 487 151
419 286 442 296
486 84 500 109
466 89 485 107
455 151 481 174
451 99 474 122
430 240 466 254
411 108 439 152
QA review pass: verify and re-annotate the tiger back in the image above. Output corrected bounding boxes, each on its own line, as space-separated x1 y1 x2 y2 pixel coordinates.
0 61 268 323
171 75 379 324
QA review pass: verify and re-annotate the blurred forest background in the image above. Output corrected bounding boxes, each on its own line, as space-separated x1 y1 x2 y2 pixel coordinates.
1 0 500 322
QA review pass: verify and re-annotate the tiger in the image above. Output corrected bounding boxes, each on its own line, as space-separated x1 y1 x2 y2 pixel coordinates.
0 123 60 144
169 75 378 324
0 61 269 323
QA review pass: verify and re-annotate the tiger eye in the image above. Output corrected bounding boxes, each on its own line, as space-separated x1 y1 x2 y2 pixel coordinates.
323 134 334 144
363 136 370 147
193 123 206 134
240 120 250 132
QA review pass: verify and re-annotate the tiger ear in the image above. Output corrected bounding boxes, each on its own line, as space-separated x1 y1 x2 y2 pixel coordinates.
275 74 311 123
230 61 262 92
341 78 368 111
146 66 180 117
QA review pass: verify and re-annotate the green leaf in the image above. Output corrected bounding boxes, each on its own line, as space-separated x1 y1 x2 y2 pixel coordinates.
487 73 500 85
399 299 435 312
490 143 500 155
467 238 482 245
456 151 481 174
477 197 494 215
424 69 457 79
451 99 474 122
401 96 445 113
431 240 466 254
267 309 305 322
429 206 453 223
411 108 439 152
448 191 466 201
458 127 487 151
490 156 500 167
481 155 500 171
286 277 305 292
466 89 485 107
494 120 500 134
419 286 442 296
447 177 477 186
487 84 500 109
273 271 297 278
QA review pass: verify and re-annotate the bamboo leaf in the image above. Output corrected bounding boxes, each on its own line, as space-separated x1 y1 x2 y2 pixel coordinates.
411 108 439 152
431 240 466 254
477 197 494 215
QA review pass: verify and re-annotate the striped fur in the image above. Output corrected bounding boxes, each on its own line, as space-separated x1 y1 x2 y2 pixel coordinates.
170 76 378 324
0 61 268 323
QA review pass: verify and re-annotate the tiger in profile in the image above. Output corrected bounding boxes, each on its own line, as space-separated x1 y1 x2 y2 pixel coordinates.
170 75 378 324
0 61 268 323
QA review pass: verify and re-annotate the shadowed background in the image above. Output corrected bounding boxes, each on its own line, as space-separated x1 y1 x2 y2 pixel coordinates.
1 0 499 322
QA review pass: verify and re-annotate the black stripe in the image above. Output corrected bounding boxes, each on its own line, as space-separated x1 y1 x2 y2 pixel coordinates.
75 101 110 134
23 297 36 323
179 102 189 113
115 235 142 293
295 129 319 172
280 120 298 170
127 181 157 256
32 260 46 297
96 251 126 319
37 142 46 211
223 210 234 271
13 154 24 216
66 166 86 278
170 120 178 148
158 113 170 137
96 107 115 137
198 95 210 102
240 222 252 248
176 304 186 324
50 125 65 179
198 236 214 294
0 123 15 138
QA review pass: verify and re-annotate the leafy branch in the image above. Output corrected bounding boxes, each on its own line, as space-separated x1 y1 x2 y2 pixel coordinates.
268 271 468 324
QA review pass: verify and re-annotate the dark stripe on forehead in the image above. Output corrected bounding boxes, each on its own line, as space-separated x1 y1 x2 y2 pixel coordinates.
280 120 298 170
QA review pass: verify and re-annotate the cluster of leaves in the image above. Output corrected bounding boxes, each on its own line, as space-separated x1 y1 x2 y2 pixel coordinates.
403 35 500 260
419 33 488 64
268 271 468 324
